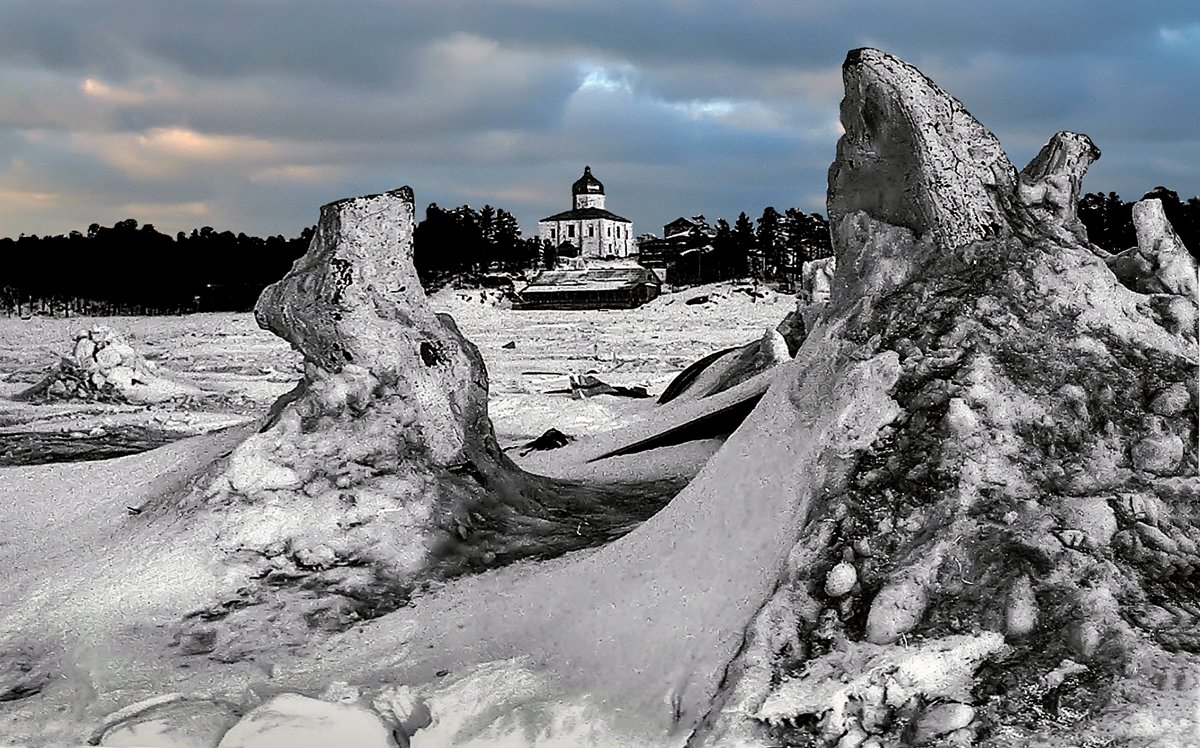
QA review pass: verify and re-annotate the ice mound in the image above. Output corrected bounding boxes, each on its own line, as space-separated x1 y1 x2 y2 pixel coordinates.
693 47 1199 747
1103 198 1199 340
154 187 674 662
17 325 202 404
799 256 835 305
753 632 1006 743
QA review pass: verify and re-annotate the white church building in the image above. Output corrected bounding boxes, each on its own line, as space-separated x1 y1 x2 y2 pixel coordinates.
538 166 633 258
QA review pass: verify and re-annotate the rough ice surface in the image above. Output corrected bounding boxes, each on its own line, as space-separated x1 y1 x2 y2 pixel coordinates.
695 46 1199 747
17 324 203 404
657 325 793 406
753 633 1006 736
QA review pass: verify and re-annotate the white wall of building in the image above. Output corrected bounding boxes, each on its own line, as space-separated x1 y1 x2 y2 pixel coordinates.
539 219 632 257
575 193 605 210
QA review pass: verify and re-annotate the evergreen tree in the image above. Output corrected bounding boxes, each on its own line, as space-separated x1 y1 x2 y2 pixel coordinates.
492 208 526 271
1079 191 1135 253
413 204 457 286
411 203 542 288
756 206 784 280
731 212 755 278
478 204 497 246
1185 197 1200 259
0 218 311 315
710 218 735 280
782 208 810 282
784 209 833 270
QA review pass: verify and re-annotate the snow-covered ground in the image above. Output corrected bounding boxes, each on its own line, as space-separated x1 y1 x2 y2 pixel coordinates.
0 313 301 464
0 282 797 744
430 282 789 445
0 282 791 462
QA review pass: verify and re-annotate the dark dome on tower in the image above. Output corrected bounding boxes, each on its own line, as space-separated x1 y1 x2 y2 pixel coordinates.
571 165 605 196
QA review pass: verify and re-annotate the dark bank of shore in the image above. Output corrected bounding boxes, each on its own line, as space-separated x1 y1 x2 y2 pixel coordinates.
0 426 185 466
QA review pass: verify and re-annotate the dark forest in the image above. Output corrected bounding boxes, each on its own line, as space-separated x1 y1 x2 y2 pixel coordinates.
2 188 1196 317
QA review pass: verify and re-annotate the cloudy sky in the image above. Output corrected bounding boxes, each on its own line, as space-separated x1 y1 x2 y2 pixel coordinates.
1 1 1198 241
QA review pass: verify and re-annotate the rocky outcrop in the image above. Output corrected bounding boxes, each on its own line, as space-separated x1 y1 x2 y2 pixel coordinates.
18 326 200 404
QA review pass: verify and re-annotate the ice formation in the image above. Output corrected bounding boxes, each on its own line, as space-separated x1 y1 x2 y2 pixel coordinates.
692 47 1199 747
18 325 201 404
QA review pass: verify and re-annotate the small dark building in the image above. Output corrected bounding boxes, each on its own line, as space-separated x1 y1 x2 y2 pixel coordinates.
514 266 662 310
637 215 715 271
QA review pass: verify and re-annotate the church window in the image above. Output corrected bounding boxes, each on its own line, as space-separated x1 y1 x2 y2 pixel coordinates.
588 225 594 237
568 225 575 237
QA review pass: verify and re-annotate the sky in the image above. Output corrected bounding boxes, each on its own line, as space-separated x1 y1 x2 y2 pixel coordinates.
1 1 1198 241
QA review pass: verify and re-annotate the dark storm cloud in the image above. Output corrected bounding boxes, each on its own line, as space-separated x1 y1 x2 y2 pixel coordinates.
0 0 417 86
0 0 1197 238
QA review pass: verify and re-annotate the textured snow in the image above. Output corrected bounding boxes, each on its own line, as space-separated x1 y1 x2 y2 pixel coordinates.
0 282 796 744
0 285 786 451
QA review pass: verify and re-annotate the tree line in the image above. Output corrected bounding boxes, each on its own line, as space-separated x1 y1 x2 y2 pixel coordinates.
0 220 316 317
0 203 549 316
412 203 544 289
1 187 1195 316
674 185 1200 287
1079 186 1199 257
642 208 833 287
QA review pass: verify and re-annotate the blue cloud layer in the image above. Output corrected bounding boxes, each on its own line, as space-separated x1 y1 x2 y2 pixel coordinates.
0 0 1196 238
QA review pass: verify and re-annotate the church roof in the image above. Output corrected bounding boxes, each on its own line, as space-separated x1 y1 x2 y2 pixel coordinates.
539 206 631 223
571 165 604 196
